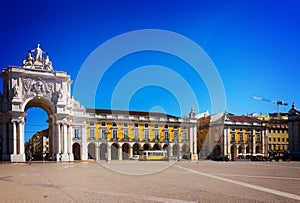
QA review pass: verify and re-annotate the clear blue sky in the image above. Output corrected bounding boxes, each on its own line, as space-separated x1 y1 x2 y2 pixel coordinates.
0 0 299 141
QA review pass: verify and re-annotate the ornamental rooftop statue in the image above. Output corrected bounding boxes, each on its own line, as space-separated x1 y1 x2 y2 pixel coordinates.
22 44 53 71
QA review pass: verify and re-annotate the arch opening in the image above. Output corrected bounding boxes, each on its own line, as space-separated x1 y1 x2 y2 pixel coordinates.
24 106 50 161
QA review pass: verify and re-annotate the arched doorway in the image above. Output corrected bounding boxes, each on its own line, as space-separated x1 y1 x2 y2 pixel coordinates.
122 143 130 160
133 143 140 155
212 145 221 157
111 143 119 160
100 143 106 160
182 144 188 153
72 143 81 160
173 144 179 157
88 143 96 160
163 144 168 150
246 146 250 154
255 145 261 154
153 143 161 150
230 145 237 160
238 145 243 154
25 107 49 161
143 143 151 150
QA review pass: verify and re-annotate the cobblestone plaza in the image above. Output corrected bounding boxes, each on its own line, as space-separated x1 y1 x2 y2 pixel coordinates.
0 160 299 202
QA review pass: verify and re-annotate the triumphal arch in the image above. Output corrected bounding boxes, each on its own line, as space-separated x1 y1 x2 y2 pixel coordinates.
0 44 198 162
0 44 86 162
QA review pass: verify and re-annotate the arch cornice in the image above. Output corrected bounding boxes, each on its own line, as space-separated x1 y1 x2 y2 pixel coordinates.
22 96 55 116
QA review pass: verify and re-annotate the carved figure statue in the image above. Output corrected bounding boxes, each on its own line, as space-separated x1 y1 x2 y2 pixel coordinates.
58 88 63 100
29 44 47 62
22 52 34 66
13 84 19 97
44 55 53 70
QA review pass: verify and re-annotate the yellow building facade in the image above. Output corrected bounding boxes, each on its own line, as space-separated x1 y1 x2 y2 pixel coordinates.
264 119 289 159
198 112 267 160
73 109 198 161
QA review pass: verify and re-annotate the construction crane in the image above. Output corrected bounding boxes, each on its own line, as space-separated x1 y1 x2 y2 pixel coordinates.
253 96 288 118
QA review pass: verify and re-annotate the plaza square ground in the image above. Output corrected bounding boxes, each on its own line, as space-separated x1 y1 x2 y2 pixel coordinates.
0 160 300 203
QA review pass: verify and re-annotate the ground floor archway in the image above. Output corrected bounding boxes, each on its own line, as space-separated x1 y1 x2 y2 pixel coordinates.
111 143 119 160
238 145 243 154
212 145 221 157
88 143 96 160
143 143 151 150
246 146 250 154
133 143 140 155
100 143 106 160
230 145 237 160
122 143 130 160
182 144 188 153
72 143 81 160
255 145 261 154
153 143 161 150
173 144 179 157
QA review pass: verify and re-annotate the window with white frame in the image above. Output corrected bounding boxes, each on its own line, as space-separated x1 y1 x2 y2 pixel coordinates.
123 129 128 140
239 132 243 142
256 134 261 142
154 129 159 140
90 129 95 139
231 133 235 142
144 130 149 140
183 131 187 141
101 129 107 139
90 121 95 126
174 130 178 141
112 129 118 140
134 129 139 140
164 131 169 140
74 128 79 139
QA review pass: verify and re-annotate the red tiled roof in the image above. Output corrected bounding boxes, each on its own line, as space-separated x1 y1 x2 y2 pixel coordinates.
228 115 262 123
86 108 179 119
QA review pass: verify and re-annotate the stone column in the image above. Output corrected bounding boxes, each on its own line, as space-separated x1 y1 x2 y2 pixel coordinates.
56 123 61 160
12 121 17 155
223 127 227 156
193 125 197 154
118 146 122 160
18 121 25 154
68 125 73 154
169 144 173 157
129 145 133 159
224 127 229 156
81 126 88 160
189 124 193 155
63 124 68 154
96 142 99 161
108 143 111 161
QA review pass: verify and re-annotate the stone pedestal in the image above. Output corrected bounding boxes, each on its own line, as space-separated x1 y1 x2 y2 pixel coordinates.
11 154 26 162
56 153 74 162
191 153 198 161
